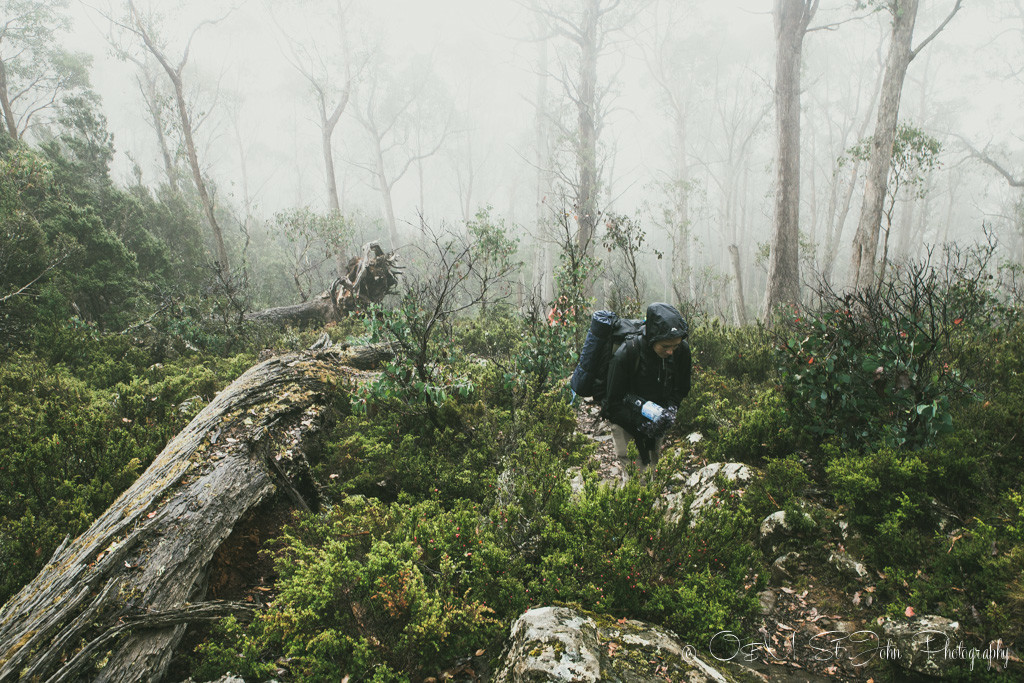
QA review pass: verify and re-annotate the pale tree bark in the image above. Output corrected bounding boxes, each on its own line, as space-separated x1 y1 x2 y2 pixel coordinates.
694 62 771 321
0 340 393 683
533 10 555 302
819 43 885 284
848 0 962 290
765 0 818 318
573 0 601 255
319 85 350 214
139 62 180 193
728 244 747 326
118 47 182 194
671 155 693 303
126 0 232 283
0 60 19 140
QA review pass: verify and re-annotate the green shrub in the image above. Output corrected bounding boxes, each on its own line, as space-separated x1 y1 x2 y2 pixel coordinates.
193 498 509 681
745 454 811 517
779 244 1013 452
0 335 252 604
533 469 763 642
674 369 749 449
690 320 774 382
826 446 939 567
709 387 796 463
878 514 1024 647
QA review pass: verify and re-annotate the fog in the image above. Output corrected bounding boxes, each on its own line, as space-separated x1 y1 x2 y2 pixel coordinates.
59 0 1024 312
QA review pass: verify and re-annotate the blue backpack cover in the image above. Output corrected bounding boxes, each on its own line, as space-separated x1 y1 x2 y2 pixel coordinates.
570 310 643 401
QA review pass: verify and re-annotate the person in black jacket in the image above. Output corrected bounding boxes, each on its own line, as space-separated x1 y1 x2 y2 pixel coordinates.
602 302 691 471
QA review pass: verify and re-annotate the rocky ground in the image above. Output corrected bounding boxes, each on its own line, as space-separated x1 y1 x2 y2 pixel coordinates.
572 400 879 682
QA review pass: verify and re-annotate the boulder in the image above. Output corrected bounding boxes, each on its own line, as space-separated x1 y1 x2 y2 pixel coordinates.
494 605 739 682
759 508 815 555
880 614 962 677
662 462 753 525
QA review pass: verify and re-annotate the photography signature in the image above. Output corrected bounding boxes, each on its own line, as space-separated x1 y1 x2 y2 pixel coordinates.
707 629 1013 672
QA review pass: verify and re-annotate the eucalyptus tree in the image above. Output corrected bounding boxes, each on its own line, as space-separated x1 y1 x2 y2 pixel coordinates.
955 0 1024 263
526 0 647 260
642 0 710 303
132 57 181 193
350 55 454 248
0 0 92 141
764 0 818 318
846 122 941 285
270 0 361 214
807 20 886 285
690 62 772 326
121 0 234 284
848 0 963 290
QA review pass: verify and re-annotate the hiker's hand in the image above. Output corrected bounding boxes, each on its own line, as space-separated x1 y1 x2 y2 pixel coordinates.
652 407 677 438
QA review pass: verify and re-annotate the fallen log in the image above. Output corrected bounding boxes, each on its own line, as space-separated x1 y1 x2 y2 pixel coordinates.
246 241 401 327
0 340 391 683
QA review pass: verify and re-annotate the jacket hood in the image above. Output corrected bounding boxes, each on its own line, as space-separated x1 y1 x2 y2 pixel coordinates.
644 302 688 343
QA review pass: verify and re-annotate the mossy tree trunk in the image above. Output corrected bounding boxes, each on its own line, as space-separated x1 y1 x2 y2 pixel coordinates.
0 341 390 683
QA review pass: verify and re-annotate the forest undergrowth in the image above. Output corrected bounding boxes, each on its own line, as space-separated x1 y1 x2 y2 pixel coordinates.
3 239 1023 682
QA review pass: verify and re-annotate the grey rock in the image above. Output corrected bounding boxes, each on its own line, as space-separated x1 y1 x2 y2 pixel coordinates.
770 551 802 584
567 466 585 500
828 550 870 582
758 589 777 615
880 614 962 677
662 462 753 526
494 605 739 682
759 508 815 554
495 606 601 682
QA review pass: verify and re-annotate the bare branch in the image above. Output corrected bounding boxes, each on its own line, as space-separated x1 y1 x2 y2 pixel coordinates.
807 12 874 32
910 0 963 60
957 136 1024 188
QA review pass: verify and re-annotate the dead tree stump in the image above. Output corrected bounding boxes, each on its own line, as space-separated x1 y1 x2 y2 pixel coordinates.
0 341 391 683
245 241 401 327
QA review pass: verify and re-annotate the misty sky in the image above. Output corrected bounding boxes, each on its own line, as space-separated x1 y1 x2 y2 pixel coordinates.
61 0 1024 287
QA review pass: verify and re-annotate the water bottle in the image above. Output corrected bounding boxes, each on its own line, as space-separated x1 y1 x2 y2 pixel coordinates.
640 401 664 422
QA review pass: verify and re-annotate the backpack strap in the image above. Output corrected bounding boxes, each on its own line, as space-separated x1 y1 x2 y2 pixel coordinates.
627 335 642 375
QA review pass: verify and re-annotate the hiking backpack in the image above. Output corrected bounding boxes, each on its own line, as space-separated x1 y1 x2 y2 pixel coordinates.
570 310 644 403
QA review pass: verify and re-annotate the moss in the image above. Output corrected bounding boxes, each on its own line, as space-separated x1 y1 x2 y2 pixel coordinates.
524 638 565 659
0 629 37 667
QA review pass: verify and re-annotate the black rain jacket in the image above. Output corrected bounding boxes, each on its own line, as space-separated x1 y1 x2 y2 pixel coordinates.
602 302 691 440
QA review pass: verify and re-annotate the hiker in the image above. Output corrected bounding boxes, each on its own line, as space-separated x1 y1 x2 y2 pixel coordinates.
602 302 691 470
